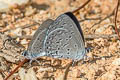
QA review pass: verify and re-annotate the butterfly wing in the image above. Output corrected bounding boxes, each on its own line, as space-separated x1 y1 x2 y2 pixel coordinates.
44 12 86 60
26 19 54 59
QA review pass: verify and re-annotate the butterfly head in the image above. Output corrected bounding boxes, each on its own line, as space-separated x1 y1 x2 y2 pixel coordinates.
22 50 32 59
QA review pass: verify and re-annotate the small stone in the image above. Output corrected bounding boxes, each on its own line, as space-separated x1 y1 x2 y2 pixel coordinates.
0 1 9 12
0 0 29 12
37 67 54 72
95 26 106 34
71 69 81 78
18 68 26 80
20 39 28 45
37 71 48 80
0 21 5 27
12 28 22 36
4 0 29 5
25 6 36 16
112 58 120 66
25 68 37 80
0 74 3 80
100 71 116 80
109 42 118 53
55 73 64 80
19 68 37 80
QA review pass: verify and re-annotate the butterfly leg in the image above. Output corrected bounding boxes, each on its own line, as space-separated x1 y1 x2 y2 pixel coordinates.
29 59 33 67
34 59 40 64
80 55 90 64
29 59 42 67
83 55 89 60
71 60 78 66
85 47 93 53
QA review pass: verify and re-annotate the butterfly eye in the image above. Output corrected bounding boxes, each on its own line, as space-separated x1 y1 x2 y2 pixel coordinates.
22 50 28 56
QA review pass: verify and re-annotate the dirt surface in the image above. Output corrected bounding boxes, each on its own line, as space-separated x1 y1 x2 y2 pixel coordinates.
0 0 120 80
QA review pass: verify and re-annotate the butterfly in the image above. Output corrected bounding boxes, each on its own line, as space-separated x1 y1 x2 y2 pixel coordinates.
22 12 87 62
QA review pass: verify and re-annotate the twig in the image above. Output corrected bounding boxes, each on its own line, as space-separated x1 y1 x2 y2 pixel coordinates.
86 8 115 34
84 34 118 39
12 35 32 39
11 34 118 40
72 0 91 13
114 0 120 40
4 58 29 80
20 21 40 29
0 21 40 33
79 17 101 22
63 62 73 80
91 10 114 28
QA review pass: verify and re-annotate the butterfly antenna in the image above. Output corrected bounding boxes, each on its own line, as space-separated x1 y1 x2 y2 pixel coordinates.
4 58 29 80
